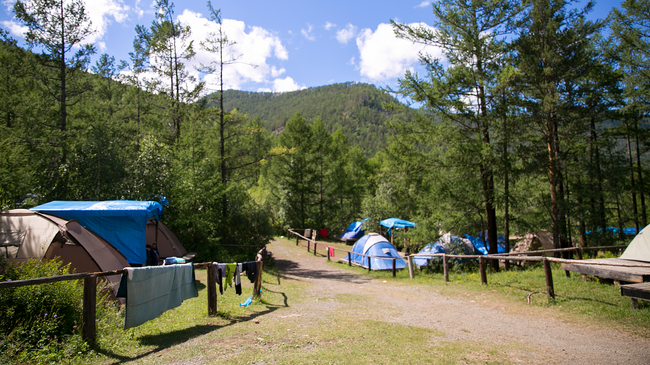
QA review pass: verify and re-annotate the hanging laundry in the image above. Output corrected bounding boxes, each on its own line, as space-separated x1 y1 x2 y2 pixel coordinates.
225 263 236 290
241 261 258 283
234 263 242 295
319 229 329 238
117 263 198 329
328 246 335 257
211 263 227 294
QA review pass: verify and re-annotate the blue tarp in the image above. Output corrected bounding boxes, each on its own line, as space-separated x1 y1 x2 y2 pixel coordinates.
586 227 640 236
348 233 406 270
32 201 163 265
338 218 369 241
379 218 416 236
464 231 506 255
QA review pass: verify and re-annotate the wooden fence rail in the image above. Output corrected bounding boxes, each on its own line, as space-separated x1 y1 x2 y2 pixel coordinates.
0 251 265 345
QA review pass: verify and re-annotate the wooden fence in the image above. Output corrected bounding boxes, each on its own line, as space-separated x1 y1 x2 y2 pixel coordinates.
286 229 648 303
0 248 266 344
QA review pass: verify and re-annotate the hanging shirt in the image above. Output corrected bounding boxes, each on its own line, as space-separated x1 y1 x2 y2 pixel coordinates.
242 261 258 284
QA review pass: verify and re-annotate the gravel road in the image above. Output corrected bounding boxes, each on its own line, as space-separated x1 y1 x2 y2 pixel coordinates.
268 238 650 365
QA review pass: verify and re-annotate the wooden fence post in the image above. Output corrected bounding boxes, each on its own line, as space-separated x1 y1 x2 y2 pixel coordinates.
443 254 449 282
543 258 555 299
576 247 583 260
348 252 351 266
368 256 372 272
392 258 396 278
296 235 299 246
327 246 331 261
254 261 263 298
479 257 487 285
207 264 217 316
82 275 97 345
407 256 414 279
313 242 317 256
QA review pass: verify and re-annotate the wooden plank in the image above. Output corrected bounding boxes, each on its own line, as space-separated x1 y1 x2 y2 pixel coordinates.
443 254 449 282
82 275 96 344
621 282 650 302
392 258 396 278
407 256 414 279
561 261 650 283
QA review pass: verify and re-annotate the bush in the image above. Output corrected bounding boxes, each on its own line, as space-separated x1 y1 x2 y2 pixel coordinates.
0 257 89 364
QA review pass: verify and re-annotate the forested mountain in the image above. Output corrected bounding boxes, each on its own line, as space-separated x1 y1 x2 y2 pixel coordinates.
218 83 414 156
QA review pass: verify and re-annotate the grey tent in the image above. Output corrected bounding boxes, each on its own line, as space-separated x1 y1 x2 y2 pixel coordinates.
145 220 195 261
0 209 129 293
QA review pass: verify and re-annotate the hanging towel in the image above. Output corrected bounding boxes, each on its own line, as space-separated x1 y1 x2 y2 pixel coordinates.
319 229 329 238
116 263 198 329
328 246 335 257
242 261 258 283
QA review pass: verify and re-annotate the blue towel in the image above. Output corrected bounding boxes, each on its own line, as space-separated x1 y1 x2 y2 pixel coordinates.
118 263 198 329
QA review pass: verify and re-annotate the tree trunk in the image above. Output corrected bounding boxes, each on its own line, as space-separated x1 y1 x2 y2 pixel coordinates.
635 119 647 227
626 119 640 233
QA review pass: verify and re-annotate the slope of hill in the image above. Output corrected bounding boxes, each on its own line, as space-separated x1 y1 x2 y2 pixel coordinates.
216 82 414 156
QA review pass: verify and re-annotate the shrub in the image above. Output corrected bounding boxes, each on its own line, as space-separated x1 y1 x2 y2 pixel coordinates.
0 257 89 363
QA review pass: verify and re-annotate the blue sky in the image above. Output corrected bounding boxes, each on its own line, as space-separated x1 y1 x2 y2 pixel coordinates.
1 0 620 95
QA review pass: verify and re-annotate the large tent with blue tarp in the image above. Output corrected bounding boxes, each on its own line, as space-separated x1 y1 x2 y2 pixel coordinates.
348 233 406 270
31 201 163 265
413 233 475 267
464 231 507 255
338 218 369 242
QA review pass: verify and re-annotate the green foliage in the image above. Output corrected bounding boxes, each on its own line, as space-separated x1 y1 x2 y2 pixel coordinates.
0 257 88 363
219 83 414 156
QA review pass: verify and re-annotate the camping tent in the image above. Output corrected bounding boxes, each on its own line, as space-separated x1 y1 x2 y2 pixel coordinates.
511 230 554 254
32 201 163 265
0 209 129 291
338 218 369 242
145 220 195 261
379 218 416 236
464 231 507 255
413 233 474 267
620 223 650 263
348 233 406 270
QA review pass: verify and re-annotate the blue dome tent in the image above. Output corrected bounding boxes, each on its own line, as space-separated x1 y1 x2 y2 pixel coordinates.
464 231 506 255
338 218 369 242
347 233 406 270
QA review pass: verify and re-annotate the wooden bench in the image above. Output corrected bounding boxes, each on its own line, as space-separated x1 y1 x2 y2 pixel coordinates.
560 258 650 283
621 282 650 309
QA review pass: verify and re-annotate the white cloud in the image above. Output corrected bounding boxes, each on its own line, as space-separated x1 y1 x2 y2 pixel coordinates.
356 22 442 82
257 87 272 92
324 21 336 30
1 20 27 38
272 76 304 93
3 0 131 45
336 24 357 44
415 1 431 8
271 66 286 78
301 24 315 41
176 10 290 92
348 56 355 66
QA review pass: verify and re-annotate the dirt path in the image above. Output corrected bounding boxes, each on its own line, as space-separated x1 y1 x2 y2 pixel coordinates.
267 238 650 364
